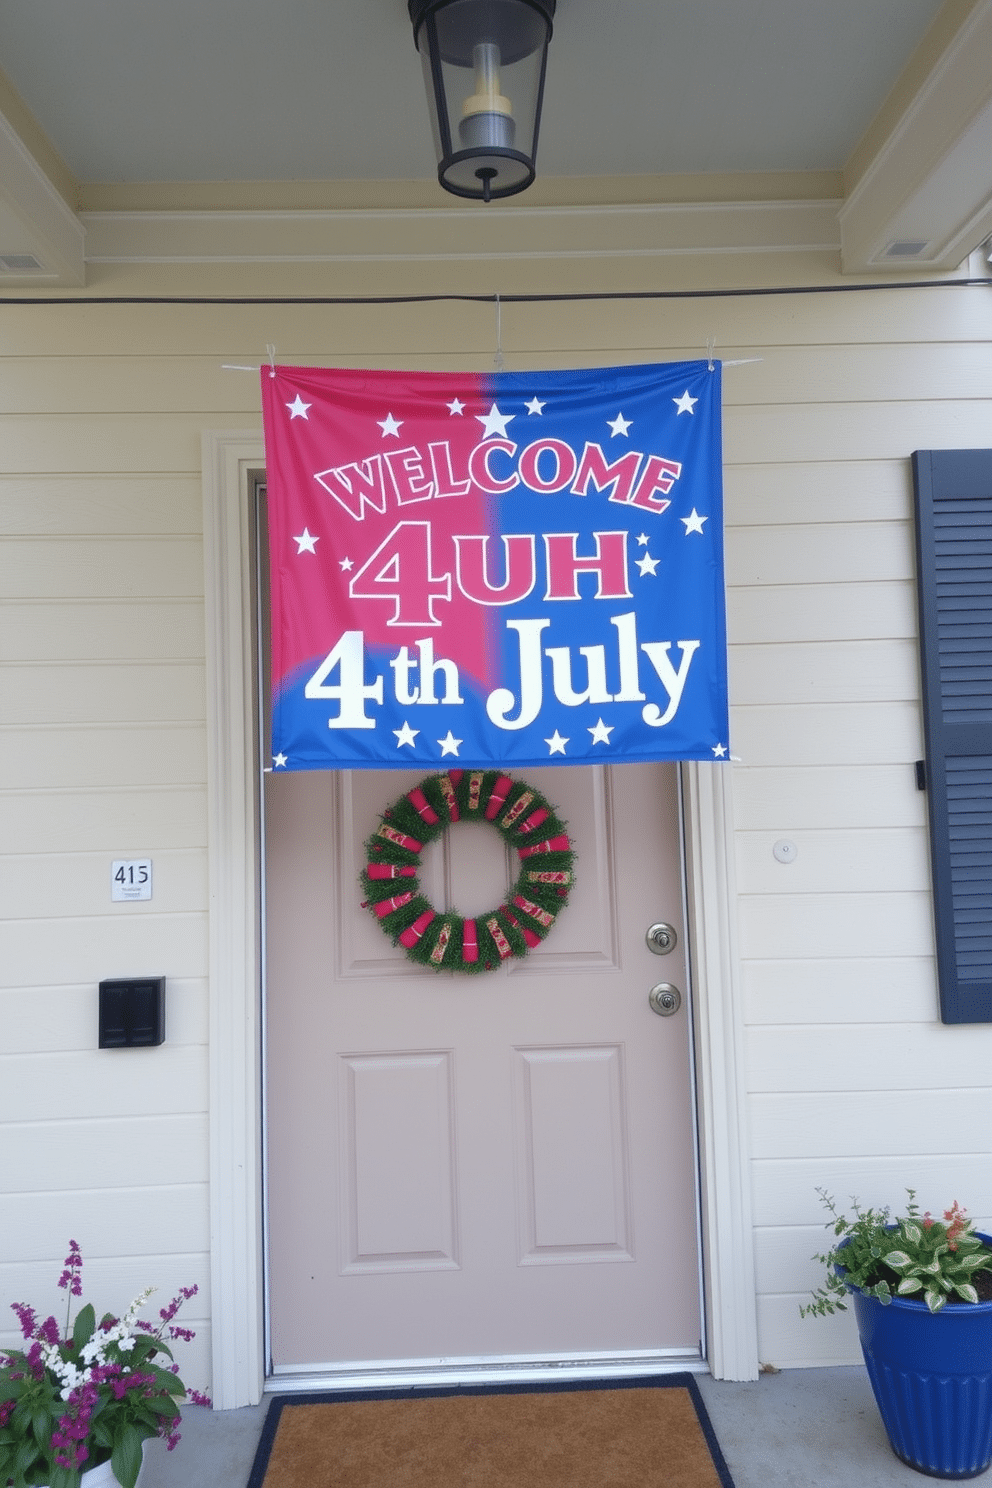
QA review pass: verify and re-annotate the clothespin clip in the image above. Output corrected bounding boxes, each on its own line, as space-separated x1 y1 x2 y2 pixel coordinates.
266 344 277 378
706 337 716 372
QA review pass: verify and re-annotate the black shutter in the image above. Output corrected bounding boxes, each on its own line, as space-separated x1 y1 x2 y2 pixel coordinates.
912 449 992 1023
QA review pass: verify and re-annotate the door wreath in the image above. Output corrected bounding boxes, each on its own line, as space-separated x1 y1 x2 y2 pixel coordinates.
361 770 575 973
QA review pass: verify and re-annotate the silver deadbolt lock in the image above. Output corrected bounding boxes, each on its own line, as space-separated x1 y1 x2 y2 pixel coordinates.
648 983 682 1017
646 922 678 955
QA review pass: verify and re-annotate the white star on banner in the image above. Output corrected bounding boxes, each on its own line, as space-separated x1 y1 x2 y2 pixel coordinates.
525 396 546 415
339 556 354 571
438 730 463 757
378 412 403 438
273 753 288 768
588 719 614 745
681 508 708 535
636 532 650 546
286 395 311 420
674 390 698 415
712 743 727 758
394 721 419 748
607 412 632 437
293 528 319 554
545 730 569 755
447 398 465 416
636 552 660 576
476 403 515 439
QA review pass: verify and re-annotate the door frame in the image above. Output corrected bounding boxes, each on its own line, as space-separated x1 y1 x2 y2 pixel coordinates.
201 433 758 1407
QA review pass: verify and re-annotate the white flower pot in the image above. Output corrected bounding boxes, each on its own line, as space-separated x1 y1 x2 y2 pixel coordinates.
39 1441 145 1488
81 1462 120 1488
37 1462 117 1488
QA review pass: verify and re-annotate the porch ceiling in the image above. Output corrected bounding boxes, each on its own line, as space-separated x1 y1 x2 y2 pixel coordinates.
1 0 991 285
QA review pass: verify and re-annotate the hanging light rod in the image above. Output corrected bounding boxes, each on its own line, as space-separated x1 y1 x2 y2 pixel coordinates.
408 0 556 203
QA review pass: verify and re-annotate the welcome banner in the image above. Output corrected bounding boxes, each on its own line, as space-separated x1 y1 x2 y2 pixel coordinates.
261 361 728 770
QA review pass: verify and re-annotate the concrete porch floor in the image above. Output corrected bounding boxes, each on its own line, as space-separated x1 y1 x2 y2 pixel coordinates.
136 1366 982 1486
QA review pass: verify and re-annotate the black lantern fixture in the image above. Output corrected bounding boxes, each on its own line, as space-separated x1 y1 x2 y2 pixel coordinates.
409 0 556 202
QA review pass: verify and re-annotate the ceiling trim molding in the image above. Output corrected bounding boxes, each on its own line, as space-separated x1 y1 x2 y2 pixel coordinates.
0 108 84 285
839 0 992 271
80 199 842 266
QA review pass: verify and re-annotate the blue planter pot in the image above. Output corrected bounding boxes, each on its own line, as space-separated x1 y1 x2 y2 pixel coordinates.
846 1232 992 1479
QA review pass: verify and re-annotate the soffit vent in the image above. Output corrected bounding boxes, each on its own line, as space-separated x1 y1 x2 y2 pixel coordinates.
881 239 931 259
0 252 45 272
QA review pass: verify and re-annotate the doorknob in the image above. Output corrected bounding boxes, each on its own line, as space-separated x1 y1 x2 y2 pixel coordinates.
646 921 677 955
648 983 682 1017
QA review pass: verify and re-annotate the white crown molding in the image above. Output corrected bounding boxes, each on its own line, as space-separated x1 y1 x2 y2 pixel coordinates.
80 199 840 266
840 0 992 271
0 107 84 284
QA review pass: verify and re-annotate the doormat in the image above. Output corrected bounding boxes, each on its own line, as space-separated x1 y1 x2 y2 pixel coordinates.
246 1373 736 1488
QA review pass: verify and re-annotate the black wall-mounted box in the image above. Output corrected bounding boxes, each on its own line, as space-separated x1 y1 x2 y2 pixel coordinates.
98 978 165 1048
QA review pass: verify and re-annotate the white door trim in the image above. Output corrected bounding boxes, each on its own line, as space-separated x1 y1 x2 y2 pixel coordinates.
201 431 758 1405
202 434 266 1409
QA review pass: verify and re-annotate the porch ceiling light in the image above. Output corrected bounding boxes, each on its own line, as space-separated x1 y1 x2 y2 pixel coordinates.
408 0 556 202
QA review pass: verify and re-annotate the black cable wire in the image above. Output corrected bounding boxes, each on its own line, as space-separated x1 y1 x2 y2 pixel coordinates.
0 277 990 307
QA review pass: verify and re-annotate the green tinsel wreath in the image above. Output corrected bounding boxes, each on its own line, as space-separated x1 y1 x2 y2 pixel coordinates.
361 769 575 974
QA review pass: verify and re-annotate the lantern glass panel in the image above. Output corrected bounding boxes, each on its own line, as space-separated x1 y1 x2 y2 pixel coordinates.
415 0 552 199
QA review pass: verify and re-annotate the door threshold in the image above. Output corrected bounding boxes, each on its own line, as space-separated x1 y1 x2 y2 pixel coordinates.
266 1349 706 1394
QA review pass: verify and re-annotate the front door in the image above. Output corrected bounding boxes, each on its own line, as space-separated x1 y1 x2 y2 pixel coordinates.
264 760 700 1374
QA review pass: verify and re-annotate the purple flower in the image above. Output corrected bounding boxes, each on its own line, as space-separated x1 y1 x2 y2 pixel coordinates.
10 1302 36 1339
158 1284 198 1328
58 1240 84 1298
38 1314 61 1347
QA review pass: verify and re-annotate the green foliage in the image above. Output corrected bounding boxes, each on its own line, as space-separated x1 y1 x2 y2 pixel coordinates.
801 1189 992 1318
361 770 575 974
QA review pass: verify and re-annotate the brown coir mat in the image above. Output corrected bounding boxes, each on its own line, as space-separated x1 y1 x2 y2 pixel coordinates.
246 1374 736 1488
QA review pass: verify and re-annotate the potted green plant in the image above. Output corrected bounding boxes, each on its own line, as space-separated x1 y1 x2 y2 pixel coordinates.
0 1241 209 1488
802 1189 992 1479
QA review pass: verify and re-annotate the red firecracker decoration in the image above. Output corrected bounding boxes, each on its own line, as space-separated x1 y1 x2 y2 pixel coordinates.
399 909 436 947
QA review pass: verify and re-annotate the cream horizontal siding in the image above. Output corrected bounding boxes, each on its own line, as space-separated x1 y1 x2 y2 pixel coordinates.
742 957 937 1024
0 851 205 919
0 476 202 534
1 236 990 1390
727 459 911 527
0 314 211 1365
0 1047 206 1119
0 601 204 661
731 700 922 764
728 579 916 643
0 727 206 790
2 914 206 989
0 979 206 1050
737 828 930 895
4 1115 208 1190
0 787 207 851
3 663 204 724
727 521 915 586
0 539 204 597
751 1093 992 1161
734 765 927 828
